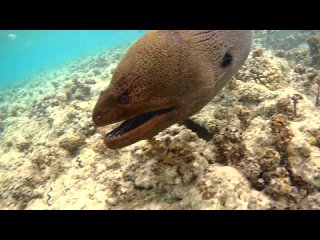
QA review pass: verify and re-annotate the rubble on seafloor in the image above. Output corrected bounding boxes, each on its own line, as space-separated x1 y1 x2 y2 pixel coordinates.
0 31 320 209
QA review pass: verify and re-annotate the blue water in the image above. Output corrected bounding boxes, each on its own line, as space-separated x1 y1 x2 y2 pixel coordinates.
0 30 147 88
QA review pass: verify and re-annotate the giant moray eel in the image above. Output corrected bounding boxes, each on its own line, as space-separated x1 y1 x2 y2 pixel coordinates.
92 30 252 149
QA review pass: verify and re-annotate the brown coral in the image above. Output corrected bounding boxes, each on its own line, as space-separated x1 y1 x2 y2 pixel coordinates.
237 148 282 191
259 148 280 172
213 126 247 165
237 106 251 130
315 129 320 147
270 114 294 153
263 177 305 209
276 96 291 115
238 156 262 189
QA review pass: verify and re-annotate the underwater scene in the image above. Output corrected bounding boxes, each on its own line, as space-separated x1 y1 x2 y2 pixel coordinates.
0 30 319 210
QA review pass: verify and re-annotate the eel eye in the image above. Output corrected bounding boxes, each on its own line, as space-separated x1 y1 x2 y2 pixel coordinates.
221 51 233 68
119 93 130 105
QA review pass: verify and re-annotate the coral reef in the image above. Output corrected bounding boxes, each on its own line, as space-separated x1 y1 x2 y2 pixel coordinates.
196 165 271 209
2 179 46 210
254 30 314 51
253 30 316 68
270 114 294 154
213 126 246 166
301 193 320 209
125 125 211 192
308 35 320 69
275 48 311 67
286 140 320 189
102 125 271 210
1 32 320 210
235 48 292 90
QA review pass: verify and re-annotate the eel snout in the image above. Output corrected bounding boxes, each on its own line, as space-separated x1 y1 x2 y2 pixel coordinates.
92 91 122 127
99 106 176 149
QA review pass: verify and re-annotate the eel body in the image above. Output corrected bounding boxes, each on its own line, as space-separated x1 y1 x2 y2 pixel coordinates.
92 30 252 149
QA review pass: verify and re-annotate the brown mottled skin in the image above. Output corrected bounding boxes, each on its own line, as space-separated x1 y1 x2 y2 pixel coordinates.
93 30 252 149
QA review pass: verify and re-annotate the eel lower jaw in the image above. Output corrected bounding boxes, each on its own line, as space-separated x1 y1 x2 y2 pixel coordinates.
104 106 175 149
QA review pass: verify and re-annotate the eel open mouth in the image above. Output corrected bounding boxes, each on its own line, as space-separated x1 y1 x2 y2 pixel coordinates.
105 106 175 141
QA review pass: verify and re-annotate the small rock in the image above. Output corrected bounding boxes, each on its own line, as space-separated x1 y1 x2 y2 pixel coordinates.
84 79 96 84
106 197 117 206
59 134 86 154
16 138 32 152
